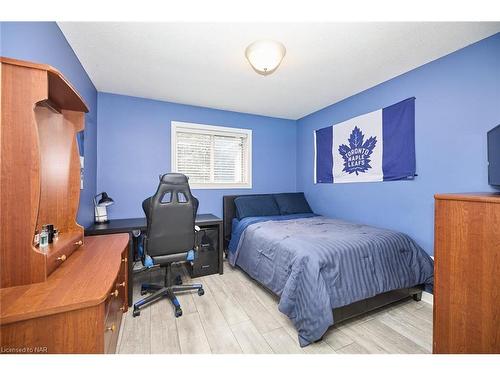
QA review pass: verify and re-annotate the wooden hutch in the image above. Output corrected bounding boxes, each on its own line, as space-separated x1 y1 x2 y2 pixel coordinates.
0 57 129 353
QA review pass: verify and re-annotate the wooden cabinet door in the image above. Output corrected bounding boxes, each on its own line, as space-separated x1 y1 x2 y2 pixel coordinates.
434 198 500 353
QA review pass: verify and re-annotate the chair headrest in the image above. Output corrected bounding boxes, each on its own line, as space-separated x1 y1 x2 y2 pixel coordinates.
159 173 189 185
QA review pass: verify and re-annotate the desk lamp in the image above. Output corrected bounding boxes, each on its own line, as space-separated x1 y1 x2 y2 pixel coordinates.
94 192 114 224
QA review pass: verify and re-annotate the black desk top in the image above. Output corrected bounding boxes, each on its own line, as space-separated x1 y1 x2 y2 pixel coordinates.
85 214 222 235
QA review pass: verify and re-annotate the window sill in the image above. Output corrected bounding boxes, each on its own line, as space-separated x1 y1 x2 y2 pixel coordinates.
189 183 253 190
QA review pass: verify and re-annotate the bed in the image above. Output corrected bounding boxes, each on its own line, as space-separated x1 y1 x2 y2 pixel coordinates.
223 193 434 347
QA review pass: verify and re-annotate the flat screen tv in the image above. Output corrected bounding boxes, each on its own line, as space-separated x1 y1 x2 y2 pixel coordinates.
488 124 500 187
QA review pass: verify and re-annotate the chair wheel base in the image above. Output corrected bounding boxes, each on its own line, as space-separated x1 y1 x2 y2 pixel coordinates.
197 288 205 296
175 307 183 318
132 309 141 317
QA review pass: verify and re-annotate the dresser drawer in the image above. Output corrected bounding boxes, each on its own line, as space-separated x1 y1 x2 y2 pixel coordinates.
103 300 121 354
104 278 125 353
117 254 128 310
45 232 84 276
103 247 128 353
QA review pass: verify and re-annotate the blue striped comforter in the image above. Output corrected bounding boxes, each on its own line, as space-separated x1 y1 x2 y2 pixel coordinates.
228 216 434 347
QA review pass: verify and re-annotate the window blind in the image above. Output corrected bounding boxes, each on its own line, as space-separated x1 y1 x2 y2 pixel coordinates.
176 132 212 183
214 135 246 183
174 128 249 185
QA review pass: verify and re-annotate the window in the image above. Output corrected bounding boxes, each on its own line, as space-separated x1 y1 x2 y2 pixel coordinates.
171 121 252 189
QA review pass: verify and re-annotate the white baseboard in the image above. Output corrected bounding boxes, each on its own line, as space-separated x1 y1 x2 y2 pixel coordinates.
421 291 433 305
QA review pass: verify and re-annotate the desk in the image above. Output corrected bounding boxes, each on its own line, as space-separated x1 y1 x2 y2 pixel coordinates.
85 214 223 306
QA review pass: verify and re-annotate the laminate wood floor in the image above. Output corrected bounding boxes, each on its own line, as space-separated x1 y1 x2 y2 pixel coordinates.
117 261 433 354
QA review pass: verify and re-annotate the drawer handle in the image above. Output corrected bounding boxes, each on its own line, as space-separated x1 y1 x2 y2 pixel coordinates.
117 282 126 287
57 254 67 262
110 289 119 298
121 258 127 263
105 324 116 332
75 240 83 246
120 306 125 311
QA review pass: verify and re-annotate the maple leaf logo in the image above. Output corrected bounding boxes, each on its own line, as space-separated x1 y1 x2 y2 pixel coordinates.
338 126 377 175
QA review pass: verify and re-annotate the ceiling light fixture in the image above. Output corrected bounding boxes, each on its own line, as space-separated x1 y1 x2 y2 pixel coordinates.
245 40 286 76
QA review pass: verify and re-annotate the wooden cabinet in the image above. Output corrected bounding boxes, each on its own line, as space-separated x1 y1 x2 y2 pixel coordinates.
0 234 129 354
433 193 500 354
0 57 128 354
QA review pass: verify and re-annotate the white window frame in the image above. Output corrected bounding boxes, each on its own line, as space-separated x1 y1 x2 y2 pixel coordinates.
171 121 252 189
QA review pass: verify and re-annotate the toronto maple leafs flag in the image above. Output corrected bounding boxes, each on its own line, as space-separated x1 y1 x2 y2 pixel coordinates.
314 97 416 183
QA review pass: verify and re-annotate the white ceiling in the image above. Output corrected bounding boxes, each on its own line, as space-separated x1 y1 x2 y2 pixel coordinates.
58 22 499 120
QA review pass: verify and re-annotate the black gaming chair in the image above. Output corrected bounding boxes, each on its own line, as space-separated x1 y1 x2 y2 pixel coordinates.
132 173 204 318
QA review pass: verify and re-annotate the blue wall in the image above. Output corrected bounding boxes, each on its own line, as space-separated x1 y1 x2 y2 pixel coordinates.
97 93 297 219
1 22 98 227
297 33 500 255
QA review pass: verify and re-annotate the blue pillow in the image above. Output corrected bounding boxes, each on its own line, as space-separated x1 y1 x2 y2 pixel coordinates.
273 193 313 215
234 195 280 219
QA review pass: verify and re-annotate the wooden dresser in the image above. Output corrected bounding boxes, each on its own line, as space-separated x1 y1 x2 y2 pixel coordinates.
0 57 128 353
433 193 500 354
0 234 129 354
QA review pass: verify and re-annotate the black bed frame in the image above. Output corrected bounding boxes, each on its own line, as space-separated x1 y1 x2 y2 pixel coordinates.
222 193 423 326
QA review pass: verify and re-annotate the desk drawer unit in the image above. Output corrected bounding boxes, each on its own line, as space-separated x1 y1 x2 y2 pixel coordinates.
189 227 219 278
